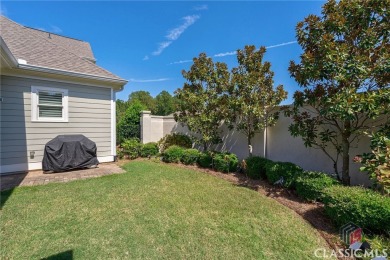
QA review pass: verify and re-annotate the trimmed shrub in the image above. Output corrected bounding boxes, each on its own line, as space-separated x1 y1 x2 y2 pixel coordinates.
162 145 184 163
121 138 142 159
322 185 390 234
158 133 192 152
244 156 272 179
295 171 339 201
213 153 239 173
117 148 124 160
181 149 201 165
265 161 303 188
198 152 213 168
140 142 159 157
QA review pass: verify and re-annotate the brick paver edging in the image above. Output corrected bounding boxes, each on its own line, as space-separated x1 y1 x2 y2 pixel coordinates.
0 163 125 191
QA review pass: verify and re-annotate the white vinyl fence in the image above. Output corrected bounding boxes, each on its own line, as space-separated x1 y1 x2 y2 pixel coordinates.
140 110 373 186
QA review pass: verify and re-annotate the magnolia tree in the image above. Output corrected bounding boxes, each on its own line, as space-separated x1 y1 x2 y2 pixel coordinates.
174 53 231 151
355 126 390 195
231 45 287 157
285 0 390 185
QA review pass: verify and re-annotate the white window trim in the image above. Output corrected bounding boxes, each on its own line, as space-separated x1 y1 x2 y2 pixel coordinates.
31 86 69 122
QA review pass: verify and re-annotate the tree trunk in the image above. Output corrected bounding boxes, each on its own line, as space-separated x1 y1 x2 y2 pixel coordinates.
203 142 208 152
333 162 341 181
341 121 351 185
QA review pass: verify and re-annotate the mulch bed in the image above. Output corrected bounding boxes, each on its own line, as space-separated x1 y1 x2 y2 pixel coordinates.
118 158 345 257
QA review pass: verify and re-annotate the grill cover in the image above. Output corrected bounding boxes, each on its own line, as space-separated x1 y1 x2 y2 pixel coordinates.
42 135 99 172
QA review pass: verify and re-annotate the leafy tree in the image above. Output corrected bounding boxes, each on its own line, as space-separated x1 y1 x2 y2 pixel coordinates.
174 53 231 151
128 90 156 112
117 100 146 144
285 0 390 185
116 99 129 124
231 45 287 157
154 90 176 116
355 126 390 195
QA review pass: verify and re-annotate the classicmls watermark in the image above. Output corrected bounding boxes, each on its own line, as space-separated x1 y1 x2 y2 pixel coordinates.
313 248 388 259
340 222 362 246
313 222 388 259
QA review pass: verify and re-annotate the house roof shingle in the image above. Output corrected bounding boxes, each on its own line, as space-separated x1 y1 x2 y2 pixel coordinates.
0 16 125 82
24 27 97 63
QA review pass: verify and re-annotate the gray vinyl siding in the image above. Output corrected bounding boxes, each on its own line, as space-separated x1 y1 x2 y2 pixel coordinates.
0 75 113 167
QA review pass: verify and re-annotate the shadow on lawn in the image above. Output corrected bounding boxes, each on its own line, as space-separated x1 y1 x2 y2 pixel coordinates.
41 250 73 260
228 171 341 248
0 172 28 209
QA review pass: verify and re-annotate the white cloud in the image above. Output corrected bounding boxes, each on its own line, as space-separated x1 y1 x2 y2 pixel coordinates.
50 25 63 34
129 78 170 83
194 5 208 11
169 40 298 66
166 15 200 41
35 25 63 34
152 41 172 56
266 41 297 49
169 59 193 65
214 51 236 57
143 55 149 61
0 5 8 16
148 15 200 58
213 41 298 58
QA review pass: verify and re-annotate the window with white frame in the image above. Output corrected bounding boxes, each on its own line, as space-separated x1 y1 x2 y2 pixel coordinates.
31 86 68 122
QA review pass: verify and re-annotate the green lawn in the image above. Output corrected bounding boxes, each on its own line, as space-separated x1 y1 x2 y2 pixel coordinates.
1 160 333 259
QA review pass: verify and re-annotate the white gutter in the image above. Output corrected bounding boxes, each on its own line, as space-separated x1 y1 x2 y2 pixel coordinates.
0 37 18 67
17 63 128 86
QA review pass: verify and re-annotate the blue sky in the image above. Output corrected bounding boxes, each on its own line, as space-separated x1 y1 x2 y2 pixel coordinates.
1 1 325 103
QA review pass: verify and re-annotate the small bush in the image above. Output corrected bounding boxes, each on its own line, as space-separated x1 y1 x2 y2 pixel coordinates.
322 185 390 234
158 133 192 152
265 161 303 188
213 153 238 173
140 142 159 157
198 152 213 168
121 138 142 159
162 145 185 163
116 148 124 160
295 171 339 201
181 149 201 165
244 156 272 179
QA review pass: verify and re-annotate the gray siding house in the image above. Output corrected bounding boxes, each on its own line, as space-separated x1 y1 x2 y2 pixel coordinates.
0 16 128 174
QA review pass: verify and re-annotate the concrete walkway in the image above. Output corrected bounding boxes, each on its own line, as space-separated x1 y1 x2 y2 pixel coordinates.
0 163 125 191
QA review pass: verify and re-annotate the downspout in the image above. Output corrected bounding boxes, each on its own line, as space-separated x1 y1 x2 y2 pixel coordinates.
263 126 268 159
112 86 124 161
263 111 268 159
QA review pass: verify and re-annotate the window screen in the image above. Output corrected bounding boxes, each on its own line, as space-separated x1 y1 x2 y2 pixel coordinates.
38 91 63 118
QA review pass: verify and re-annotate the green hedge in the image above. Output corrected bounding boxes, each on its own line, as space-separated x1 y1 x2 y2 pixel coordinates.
265 161 303 188
158 133 192 152
198 152 213 168
295 171 339 201
162 145 185 163
181 149 201 165
140 142 159 157
121 138 142 159
244 156 271 179
322 185 390 234
213 153 238 173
